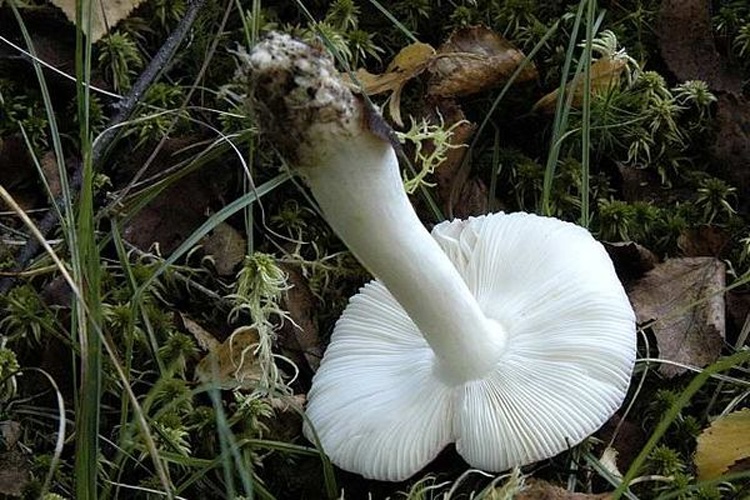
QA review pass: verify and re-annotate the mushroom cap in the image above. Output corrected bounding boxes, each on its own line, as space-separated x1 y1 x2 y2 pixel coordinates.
304 212 636 481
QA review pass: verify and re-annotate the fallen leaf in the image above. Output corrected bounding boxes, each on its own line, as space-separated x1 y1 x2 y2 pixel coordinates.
533 57 627 114
265 394 306 442
427 25 537 98
0 421 29 497
725 292 750 347
202 223 246 276
420 101 479 218
0 135 39 212
50 0 148 42
195 326 262 389
349 42 435 126
124 152 231 255
179 313 220 352
278 264 322 372
599 447 622 479
40 151 62 199
598 414 647 474
603 241 658 283
678 225 730 258
695 408 750 480
616 162 662 204
350 27 535 126
658 0 742 94
627 258 725 377
712 94 750 215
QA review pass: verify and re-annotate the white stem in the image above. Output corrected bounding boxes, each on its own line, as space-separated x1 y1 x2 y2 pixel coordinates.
248 33 506 382
302 127 506 383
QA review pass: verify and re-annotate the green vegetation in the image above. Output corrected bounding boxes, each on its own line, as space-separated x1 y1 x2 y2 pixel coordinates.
0 0 749 498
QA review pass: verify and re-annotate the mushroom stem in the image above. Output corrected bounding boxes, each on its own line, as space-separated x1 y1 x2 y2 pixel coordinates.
305 129 506 382
247 33 505 383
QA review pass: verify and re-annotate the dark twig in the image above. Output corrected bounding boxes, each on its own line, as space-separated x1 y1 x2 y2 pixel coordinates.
0 0 207 294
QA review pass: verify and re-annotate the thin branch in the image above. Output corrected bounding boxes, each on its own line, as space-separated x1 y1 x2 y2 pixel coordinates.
0 0 208 294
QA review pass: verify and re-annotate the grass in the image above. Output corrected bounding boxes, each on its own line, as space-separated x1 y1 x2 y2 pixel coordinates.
0 0 749 498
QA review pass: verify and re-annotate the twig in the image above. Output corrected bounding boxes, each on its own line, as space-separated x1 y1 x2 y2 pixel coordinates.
0 0 207 294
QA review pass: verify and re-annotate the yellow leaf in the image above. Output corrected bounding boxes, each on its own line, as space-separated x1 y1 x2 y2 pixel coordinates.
194 326 262 389
695 408 750 480
533 56 627 114
50 0 148 42
346 41 435 126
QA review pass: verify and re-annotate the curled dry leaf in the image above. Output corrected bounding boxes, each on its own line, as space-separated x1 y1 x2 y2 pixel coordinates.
194 326 262 389
348 42 435 126
533 57 627 114
599 447 623 480
627 257 725 377
695 408 750 480
350 26 534 126
428 25 538 98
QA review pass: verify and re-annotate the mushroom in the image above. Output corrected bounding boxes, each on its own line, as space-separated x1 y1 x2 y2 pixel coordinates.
246 33 636 482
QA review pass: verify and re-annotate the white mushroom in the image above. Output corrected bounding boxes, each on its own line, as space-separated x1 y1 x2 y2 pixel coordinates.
246 33 636 482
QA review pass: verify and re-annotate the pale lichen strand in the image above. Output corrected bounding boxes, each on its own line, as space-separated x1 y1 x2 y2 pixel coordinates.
245 33 361 169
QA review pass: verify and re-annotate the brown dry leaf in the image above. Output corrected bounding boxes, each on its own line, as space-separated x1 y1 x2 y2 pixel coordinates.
713 94 750 215
202 223 246 276
428 25 537 98
419 101 479 218
533 57 627 114
349 42 435 126
617 162 663 203
195 326 262 389
278 264 322 372
658 0 742 94
598 414 647 473
124 160 230 255
627 257 725 377
695 409 750 480
179 313 220 352
678 225 730 258
603 241 658 283
40 151 62 199
0 421 30 497
0 135 39 211
50 0 147 42
516 479 611 499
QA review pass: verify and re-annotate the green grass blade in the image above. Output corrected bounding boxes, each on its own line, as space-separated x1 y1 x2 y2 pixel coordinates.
135 171 290 297
72 0 102 495
579 0 596 228
542 1 587 215
613 349 750 498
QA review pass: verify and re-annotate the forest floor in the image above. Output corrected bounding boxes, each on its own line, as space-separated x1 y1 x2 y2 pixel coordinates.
0 0 749 499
